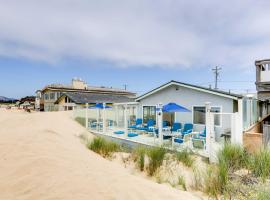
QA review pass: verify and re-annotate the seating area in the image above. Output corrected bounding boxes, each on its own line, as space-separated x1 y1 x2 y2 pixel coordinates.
110 117 207 150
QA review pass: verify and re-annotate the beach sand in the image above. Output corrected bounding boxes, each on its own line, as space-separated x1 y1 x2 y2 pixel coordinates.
0 109 202 200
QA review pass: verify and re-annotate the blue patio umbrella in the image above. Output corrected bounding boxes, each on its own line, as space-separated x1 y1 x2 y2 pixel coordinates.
89 103 112 109
162 102 190 129
162 102 190 113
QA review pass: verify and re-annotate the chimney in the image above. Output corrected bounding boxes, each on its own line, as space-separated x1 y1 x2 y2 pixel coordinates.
72 78 87 89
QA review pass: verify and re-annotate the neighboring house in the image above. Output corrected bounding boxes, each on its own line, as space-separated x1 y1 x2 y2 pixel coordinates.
37 78 136 112
135 80 259 141
19 96 36 109
255 59 270 117
55 92 135 111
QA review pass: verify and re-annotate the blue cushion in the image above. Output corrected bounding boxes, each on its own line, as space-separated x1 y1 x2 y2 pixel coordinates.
174 138 184 143
128 132 139 137
114 131 125 135
183 123 193 132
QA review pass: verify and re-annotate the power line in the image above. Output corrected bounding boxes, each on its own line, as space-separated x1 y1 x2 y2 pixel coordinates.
212 66 222 90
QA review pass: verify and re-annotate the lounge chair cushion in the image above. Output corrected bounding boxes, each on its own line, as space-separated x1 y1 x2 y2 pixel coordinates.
174 138 184 143
128 132 139 137
114 131 125 135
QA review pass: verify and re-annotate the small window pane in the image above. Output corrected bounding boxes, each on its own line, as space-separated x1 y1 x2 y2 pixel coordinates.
193 106 206 124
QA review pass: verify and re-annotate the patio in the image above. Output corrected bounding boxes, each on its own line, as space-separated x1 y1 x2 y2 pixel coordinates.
73 102 211 157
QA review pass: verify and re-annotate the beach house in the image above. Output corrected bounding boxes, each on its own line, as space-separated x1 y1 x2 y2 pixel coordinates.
36 78 136 111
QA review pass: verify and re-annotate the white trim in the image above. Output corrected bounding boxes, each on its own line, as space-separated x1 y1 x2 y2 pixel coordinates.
192 105 223 128
136 82 239 101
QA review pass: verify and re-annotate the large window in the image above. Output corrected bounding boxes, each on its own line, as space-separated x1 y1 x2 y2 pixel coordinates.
49 93 55 100
193 106 221 126
143 106 156 123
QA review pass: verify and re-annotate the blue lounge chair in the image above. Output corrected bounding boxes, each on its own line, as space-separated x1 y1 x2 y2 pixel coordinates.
163 121 170 128
137 119 155 131
181 123 193 135
129 118 143 129
199 127 206 137
171 122 182 132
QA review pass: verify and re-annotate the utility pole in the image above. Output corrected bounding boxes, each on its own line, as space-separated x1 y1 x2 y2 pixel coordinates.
123 84 128 91
212 66 222 90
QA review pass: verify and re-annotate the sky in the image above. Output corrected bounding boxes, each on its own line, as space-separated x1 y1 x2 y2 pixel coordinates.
0 0 269 98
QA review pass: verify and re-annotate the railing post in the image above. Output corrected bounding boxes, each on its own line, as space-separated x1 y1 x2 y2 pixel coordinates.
205 102 211 157
124 104 128 137
85 103 88 129
157 103 163 144
103 103 106 134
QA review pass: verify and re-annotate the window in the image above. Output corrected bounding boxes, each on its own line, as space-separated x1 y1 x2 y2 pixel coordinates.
193 106 205 125
50 93 55 100
143 106 156 123
193 106 221 126
44 93 49 100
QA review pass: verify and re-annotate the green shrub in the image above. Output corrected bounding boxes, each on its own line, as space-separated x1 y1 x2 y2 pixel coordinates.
251 148 270 182
147 146 166 176
175 149 194 167
133 146 147 171
87 137 120 157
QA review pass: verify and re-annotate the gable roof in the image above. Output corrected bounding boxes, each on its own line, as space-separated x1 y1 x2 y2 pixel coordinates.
55 92 135 104
136 80 243 101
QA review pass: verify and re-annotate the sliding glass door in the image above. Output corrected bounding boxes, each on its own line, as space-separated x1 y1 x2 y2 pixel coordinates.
143 106 156 123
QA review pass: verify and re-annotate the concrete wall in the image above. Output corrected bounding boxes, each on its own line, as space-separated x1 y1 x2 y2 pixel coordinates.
137 85 236 140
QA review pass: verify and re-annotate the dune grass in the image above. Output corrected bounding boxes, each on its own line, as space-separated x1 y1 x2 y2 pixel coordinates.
87 137 120 157
175 149 194 167
177 176 187 191
147 146 166 176
251 148 270 182
133 146 147 171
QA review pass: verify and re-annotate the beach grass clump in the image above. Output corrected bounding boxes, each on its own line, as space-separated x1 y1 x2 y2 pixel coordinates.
251 148 270 182
191 166 204 190
204 165 222 198
147 146 166 176
218 143 248 171
132 146 147 171
87 137 120 157
177 176 187 191
175 149 194 167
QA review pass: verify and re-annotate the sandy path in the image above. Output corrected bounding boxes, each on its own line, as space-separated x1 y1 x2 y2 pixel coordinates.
0 109 202 200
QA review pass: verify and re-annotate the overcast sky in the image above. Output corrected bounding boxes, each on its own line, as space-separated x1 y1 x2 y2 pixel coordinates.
0 0 269 98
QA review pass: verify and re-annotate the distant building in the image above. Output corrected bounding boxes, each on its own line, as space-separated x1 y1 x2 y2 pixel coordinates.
255 59 270 116
36 78 136 111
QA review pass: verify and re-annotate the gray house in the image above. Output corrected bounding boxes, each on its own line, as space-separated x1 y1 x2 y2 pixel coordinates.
135 80 258 141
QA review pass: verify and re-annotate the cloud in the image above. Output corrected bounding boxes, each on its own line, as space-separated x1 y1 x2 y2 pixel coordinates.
0 0 270 69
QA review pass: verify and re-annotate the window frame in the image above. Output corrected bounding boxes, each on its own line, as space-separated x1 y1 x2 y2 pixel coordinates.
192 105 222 127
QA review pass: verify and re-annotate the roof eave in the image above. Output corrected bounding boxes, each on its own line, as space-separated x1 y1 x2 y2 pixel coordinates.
136 80 241 101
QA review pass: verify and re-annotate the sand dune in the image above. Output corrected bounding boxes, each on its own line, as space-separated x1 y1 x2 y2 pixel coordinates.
0 109 202 200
